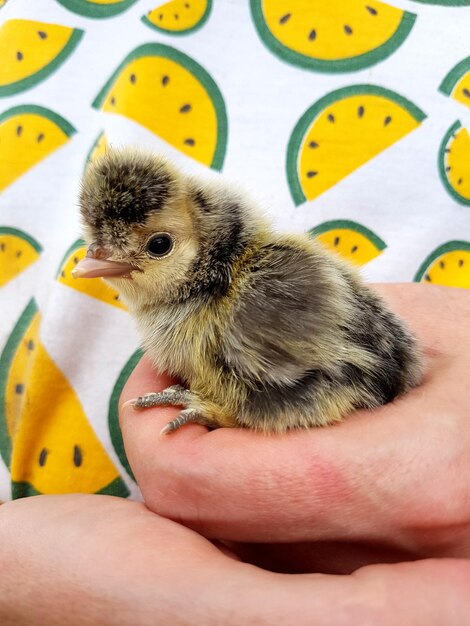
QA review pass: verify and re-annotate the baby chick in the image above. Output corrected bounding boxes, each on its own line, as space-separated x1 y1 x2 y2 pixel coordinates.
74 148 423 434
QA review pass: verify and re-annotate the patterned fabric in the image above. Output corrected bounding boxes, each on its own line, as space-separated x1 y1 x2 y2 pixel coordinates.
0 0 469 501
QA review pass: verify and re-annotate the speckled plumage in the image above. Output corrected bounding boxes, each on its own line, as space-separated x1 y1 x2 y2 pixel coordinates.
79 148 423 433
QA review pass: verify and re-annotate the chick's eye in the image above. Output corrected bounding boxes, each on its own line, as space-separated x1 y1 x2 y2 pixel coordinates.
146 234 173 258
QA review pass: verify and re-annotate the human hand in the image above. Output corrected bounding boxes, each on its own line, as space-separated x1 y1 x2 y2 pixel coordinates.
0 494 469 625
120 284 470 572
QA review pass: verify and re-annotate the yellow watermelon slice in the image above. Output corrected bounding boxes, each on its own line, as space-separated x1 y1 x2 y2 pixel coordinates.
0 227 42 287
92 43 227 169
440 56 470 110
57 239 127 310
287 85 426 204
56 0 139 18
0 19 83 97
108 349 143 481
0 105 75 192
309 219 386 266
0 299 130 498
414 242 470 289
142 0 212 35
439 120 470 207
250 0 416 72
84 130 109 172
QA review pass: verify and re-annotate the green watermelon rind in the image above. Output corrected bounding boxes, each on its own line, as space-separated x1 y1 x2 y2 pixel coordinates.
108 349 144 483
92 42 228 171
414 240 470 282
0 298 37 469
410 0 470 5
0 227 43 254
438 120 470 207
56 0 139 18
56 238 85 279
141 0 213 36
308 219 387 252
439 56 470 98
12 474 130 499
250 0 416 73
286 84 426 206
0 27 84 97
83 130 106 173
0 104 76 137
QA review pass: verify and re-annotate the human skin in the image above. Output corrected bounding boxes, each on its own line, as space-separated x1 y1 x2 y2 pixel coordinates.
0 284 469 624
119 284 470 573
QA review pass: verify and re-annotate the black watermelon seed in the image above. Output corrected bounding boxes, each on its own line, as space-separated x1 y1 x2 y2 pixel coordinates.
351 245 358 253
179 103 192 113
279 13 291 24
184 138 195 146
73 445 83 467
344 25 353 35
37 133 44 143
459 259 464 267
439 260 445 269
334 236 340 246
73 256 79 265
0 243 4 251
130 73 136 84
39 448 48 467
424 274 431 282
309 141 319 148
185 3 190 7
27 339 35 350
16 250 22 258
162 75 170 86
37 31 47 39
366 5 378 15
306 171 318 178
159 13 163 20
15 383 24 394
174 13 179 19
444 148 451 153
114 295 120 300
463 88 470 99
17 51 23 61
458 178 463 185
110 96 116 106
384 116 392 126
308 29 316 41
358 106 364 117
16 125 23 137
445 166 451 172
61 270 65 278
328 113 335 123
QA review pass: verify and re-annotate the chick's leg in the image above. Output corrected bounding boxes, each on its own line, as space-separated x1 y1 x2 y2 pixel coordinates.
128 386 217 434
127 387 237 434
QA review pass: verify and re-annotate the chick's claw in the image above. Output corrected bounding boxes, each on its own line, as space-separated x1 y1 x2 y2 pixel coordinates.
133 385 192 409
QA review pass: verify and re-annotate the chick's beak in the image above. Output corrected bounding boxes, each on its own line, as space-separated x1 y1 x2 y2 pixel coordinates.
72 244 137 279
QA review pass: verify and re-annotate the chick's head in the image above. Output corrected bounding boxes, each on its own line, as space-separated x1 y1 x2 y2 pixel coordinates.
75 149 200 307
